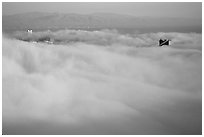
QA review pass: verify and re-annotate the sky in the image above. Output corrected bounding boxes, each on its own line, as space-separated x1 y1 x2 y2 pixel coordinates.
2 2 202 19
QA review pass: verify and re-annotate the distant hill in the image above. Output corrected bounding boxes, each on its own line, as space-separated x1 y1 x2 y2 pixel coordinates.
2 12 202 33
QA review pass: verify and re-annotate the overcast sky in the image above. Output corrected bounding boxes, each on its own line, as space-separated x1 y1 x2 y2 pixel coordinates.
2 2 202 19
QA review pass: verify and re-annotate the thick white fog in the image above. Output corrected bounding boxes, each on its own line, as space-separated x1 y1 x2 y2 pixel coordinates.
2 30 202 134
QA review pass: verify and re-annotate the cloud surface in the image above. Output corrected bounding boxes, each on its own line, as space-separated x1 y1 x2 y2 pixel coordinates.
3 30 202 134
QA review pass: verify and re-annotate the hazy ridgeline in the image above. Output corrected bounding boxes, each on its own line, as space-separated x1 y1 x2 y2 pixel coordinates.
2 12 202 34
2 29 202 134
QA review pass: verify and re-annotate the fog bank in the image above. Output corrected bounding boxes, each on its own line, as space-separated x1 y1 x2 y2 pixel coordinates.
3 30 202 134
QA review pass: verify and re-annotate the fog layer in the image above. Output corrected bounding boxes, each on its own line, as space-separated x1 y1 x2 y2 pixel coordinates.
3 30 202 134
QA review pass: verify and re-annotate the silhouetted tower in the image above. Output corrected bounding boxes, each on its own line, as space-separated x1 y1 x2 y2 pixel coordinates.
159 39 171 46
